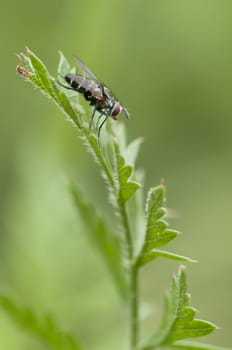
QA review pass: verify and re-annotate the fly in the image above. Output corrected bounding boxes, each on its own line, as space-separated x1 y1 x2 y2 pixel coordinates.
58 56 129 139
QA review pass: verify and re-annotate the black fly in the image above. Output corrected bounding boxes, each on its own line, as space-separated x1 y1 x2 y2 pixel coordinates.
58 56 129 139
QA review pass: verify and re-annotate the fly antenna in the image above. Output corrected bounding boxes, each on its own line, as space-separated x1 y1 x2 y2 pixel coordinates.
123 107 130 119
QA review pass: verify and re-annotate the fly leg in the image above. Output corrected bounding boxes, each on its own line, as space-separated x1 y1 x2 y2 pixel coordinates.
96 113 104 128
97 106 114 144
56 80 78 92
89 103 99 131
97 115 108 143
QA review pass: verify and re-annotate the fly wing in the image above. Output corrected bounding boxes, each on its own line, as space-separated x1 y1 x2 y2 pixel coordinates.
69 74 97 91
73 55 100 83
73 55 122 105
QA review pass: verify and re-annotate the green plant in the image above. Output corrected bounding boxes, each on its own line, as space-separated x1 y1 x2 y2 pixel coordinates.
0 48 230 350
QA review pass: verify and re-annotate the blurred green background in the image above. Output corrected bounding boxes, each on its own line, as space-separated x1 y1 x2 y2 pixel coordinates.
0 0 231 349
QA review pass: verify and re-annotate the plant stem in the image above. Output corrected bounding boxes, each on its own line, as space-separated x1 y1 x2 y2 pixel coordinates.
130 265 139 350
120 203 133 261
85 128 140 349
119 203 139 350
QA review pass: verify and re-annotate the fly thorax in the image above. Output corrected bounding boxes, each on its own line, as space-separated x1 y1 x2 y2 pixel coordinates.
92 87 104 100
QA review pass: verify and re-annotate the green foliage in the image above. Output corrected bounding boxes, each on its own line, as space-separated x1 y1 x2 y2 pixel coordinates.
18 48 81 128
70 183 128 299
141 266 216 350
113 141 140 204
172 341 231 350
0 295 81 350
136 185 194 267
5 49 229 350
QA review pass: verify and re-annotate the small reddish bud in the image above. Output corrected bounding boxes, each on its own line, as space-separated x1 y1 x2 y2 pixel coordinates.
16 55 30 78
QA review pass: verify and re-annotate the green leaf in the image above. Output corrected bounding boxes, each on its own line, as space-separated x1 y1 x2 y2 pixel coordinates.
52 82 82 127
58 50 71 77
70 184 128 299
136 185 191 266
138 250 193 266
83 132 115 187
129 169 146 251
172 340 232 350
0 295 81 350
142 266 216 350
113 141 140 203
124 137 143 166
112 122 143 166
113 122 127 151
57 52 84 111
27 47 59 101
17 49 82 129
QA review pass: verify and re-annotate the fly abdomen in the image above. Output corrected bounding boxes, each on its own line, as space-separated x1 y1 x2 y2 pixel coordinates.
65 73 86 93
65 73 77 88
84 90 92 100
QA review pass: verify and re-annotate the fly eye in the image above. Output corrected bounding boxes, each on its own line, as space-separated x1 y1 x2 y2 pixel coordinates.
111 102 122 118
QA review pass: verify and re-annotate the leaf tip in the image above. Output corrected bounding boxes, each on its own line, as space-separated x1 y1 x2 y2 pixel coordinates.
25 46 31 54
210 321 219 331
58 50 65 61
179 264 187 273
216 325 222 330
137 136 144 145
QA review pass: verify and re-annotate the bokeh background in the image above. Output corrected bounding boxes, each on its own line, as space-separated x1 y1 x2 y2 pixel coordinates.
0 0 231 349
